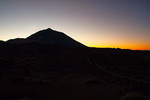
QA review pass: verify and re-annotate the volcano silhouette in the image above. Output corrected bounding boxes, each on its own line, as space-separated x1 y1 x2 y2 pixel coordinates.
7 28 86 47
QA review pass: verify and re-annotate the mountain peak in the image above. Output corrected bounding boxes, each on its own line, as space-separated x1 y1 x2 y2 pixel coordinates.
37 28 53 33
45 28 53 31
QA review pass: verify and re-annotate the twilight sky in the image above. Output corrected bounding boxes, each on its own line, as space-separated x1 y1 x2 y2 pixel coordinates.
0 0 150 50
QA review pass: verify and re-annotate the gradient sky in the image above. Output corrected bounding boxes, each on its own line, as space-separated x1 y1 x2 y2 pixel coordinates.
0 0 150 50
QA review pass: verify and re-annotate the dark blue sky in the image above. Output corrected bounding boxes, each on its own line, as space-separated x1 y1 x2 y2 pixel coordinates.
0 0 150 50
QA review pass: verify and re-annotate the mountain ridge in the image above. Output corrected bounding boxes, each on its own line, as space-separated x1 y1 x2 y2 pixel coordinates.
6 28 86 47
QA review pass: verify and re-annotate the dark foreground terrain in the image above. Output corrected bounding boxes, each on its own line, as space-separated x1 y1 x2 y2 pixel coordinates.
0 42 150 100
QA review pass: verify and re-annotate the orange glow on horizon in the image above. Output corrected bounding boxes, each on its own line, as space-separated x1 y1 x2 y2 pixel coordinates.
86 44 150 50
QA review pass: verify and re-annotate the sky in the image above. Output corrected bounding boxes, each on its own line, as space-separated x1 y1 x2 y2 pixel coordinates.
0 0 150 50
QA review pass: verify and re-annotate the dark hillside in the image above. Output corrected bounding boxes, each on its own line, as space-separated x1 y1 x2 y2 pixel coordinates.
0 43 150 100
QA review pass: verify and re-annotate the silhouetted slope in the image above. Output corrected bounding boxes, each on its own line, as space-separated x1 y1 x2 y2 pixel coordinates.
6 38 25 44
7 28 86 47
0 40 4 44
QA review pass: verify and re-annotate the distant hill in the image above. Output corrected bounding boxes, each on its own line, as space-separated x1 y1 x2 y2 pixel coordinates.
6 28 86 47
6 38 25 44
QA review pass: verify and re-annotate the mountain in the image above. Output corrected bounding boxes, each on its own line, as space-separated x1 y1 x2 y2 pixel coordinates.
6 28 86 47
